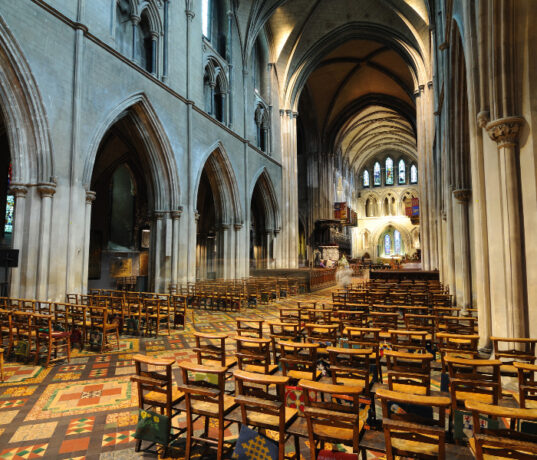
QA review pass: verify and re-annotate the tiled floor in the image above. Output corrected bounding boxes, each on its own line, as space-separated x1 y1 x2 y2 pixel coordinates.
0 290 339 459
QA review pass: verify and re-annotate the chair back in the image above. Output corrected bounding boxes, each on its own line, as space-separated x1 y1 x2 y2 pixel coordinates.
278 341 318 381
234 336 273 374
193 332 228 367
327 346 372 393
377 387 450 460
384 350 434 395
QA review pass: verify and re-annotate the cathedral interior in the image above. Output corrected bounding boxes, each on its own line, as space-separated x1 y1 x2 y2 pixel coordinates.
0 1 536 459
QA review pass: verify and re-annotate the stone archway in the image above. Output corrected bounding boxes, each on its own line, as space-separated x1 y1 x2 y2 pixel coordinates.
195 146 243 280
84 94 180 293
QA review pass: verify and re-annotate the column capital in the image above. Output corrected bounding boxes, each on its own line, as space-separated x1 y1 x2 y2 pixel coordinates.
185 0 195 21
85 190 96 203
37 182 56 198
154 210 166 220
171 206 183 220
486 116 525 147
219 223 231 230
9 184 28 197
453 189 472 202
477 110 490 128
234 223 243 231
130 15 141 25
194 211 200 223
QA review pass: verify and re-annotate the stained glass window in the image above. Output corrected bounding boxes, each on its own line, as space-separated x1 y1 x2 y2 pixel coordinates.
385 157 394 185
398 159 406 184
410 164 418 184
394 229 401 254
4 163 13 234
384 234 391 255
373 162 381 186
202 0 210 37
363 170 370 187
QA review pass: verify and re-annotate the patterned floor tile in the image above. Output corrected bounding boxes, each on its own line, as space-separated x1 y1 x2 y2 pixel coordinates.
53 372 81 382
114 366 134 376
105 410 138 429
0 410 18 425
1 386 37 398
10 421 58 443
0 399 26 409
66 417 95 436
89 369 108 378
59 437 90 454
0 443 48 459
59 365 85 372
101 430 135 447
0 365 51 386
25 377 137 421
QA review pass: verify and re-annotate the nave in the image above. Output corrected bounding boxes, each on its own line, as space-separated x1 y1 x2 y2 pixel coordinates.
1 277 536 460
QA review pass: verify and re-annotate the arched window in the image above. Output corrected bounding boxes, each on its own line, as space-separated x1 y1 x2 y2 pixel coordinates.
203 58 228 124
385 157 394 185
373 162 381 186
384 234 391 255
137 12 153 73
394 229 401 254
109 164 136 250
363 170 370 187
398 159 406 184
410 164 418 184
202 0 210 37
255 103 270 153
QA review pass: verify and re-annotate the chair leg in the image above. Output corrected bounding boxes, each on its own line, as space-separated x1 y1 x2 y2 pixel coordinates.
66 337 71 363
45 339 52 367
217 415 224 460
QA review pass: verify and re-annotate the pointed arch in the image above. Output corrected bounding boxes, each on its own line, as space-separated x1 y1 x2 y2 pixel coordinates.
372 222 412 255
0 16 53 184
83 92 180 211
194 142 243 226
249 167 281 231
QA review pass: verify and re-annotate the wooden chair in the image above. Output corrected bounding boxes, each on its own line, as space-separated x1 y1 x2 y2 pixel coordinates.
514 362 537 408
193 332 237 372
234 336 277 375
278 341 321 382
387 329 428 354
234 370 299 459
0 308 13 357
491 337 537 376
304 323 339 356
34 313 71 366
384 350 434 395
445 356 502 427
11 311 37 363
131 354 185 452
345 326 383 383
88 306 120 352
436 332 480 372
367 312 399 332
299 379 364 459
68 304 88 350
235 318 264 338
464 399 537 459
376 387 451 460
267 321 301 364
170 295 187 329
177 361 237 460
144 298 170 337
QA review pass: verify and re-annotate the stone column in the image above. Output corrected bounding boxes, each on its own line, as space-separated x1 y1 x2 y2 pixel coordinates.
486 116 526 337
82 190 96 293
453 189 472 310
36 183 56 300
130 15 140 62
162 0 169 81
234 223 243 279
150 31 158 75
170 208 182 292
153 211 165 292
219 223 230 279
8 184 28 298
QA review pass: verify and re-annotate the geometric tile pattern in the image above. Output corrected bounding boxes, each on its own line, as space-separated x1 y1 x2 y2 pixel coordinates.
0 366 51 387
0 443 48 459
66 417 95 436
101 430 135 447
26 378 137 421
0 400 26 409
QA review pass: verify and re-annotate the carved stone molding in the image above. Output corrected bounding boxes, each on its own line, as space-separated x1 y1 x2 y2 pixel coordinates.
171 207 183 220
477 110 490 129
486 116 525 147
85 190 96 204
154 211 166 220
234 223 243 231
185 0 195 19
9 184 28 197
220 223 231 231
441 210 447 221
37 183 56 198
453 189 472 202
194 211 200 223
